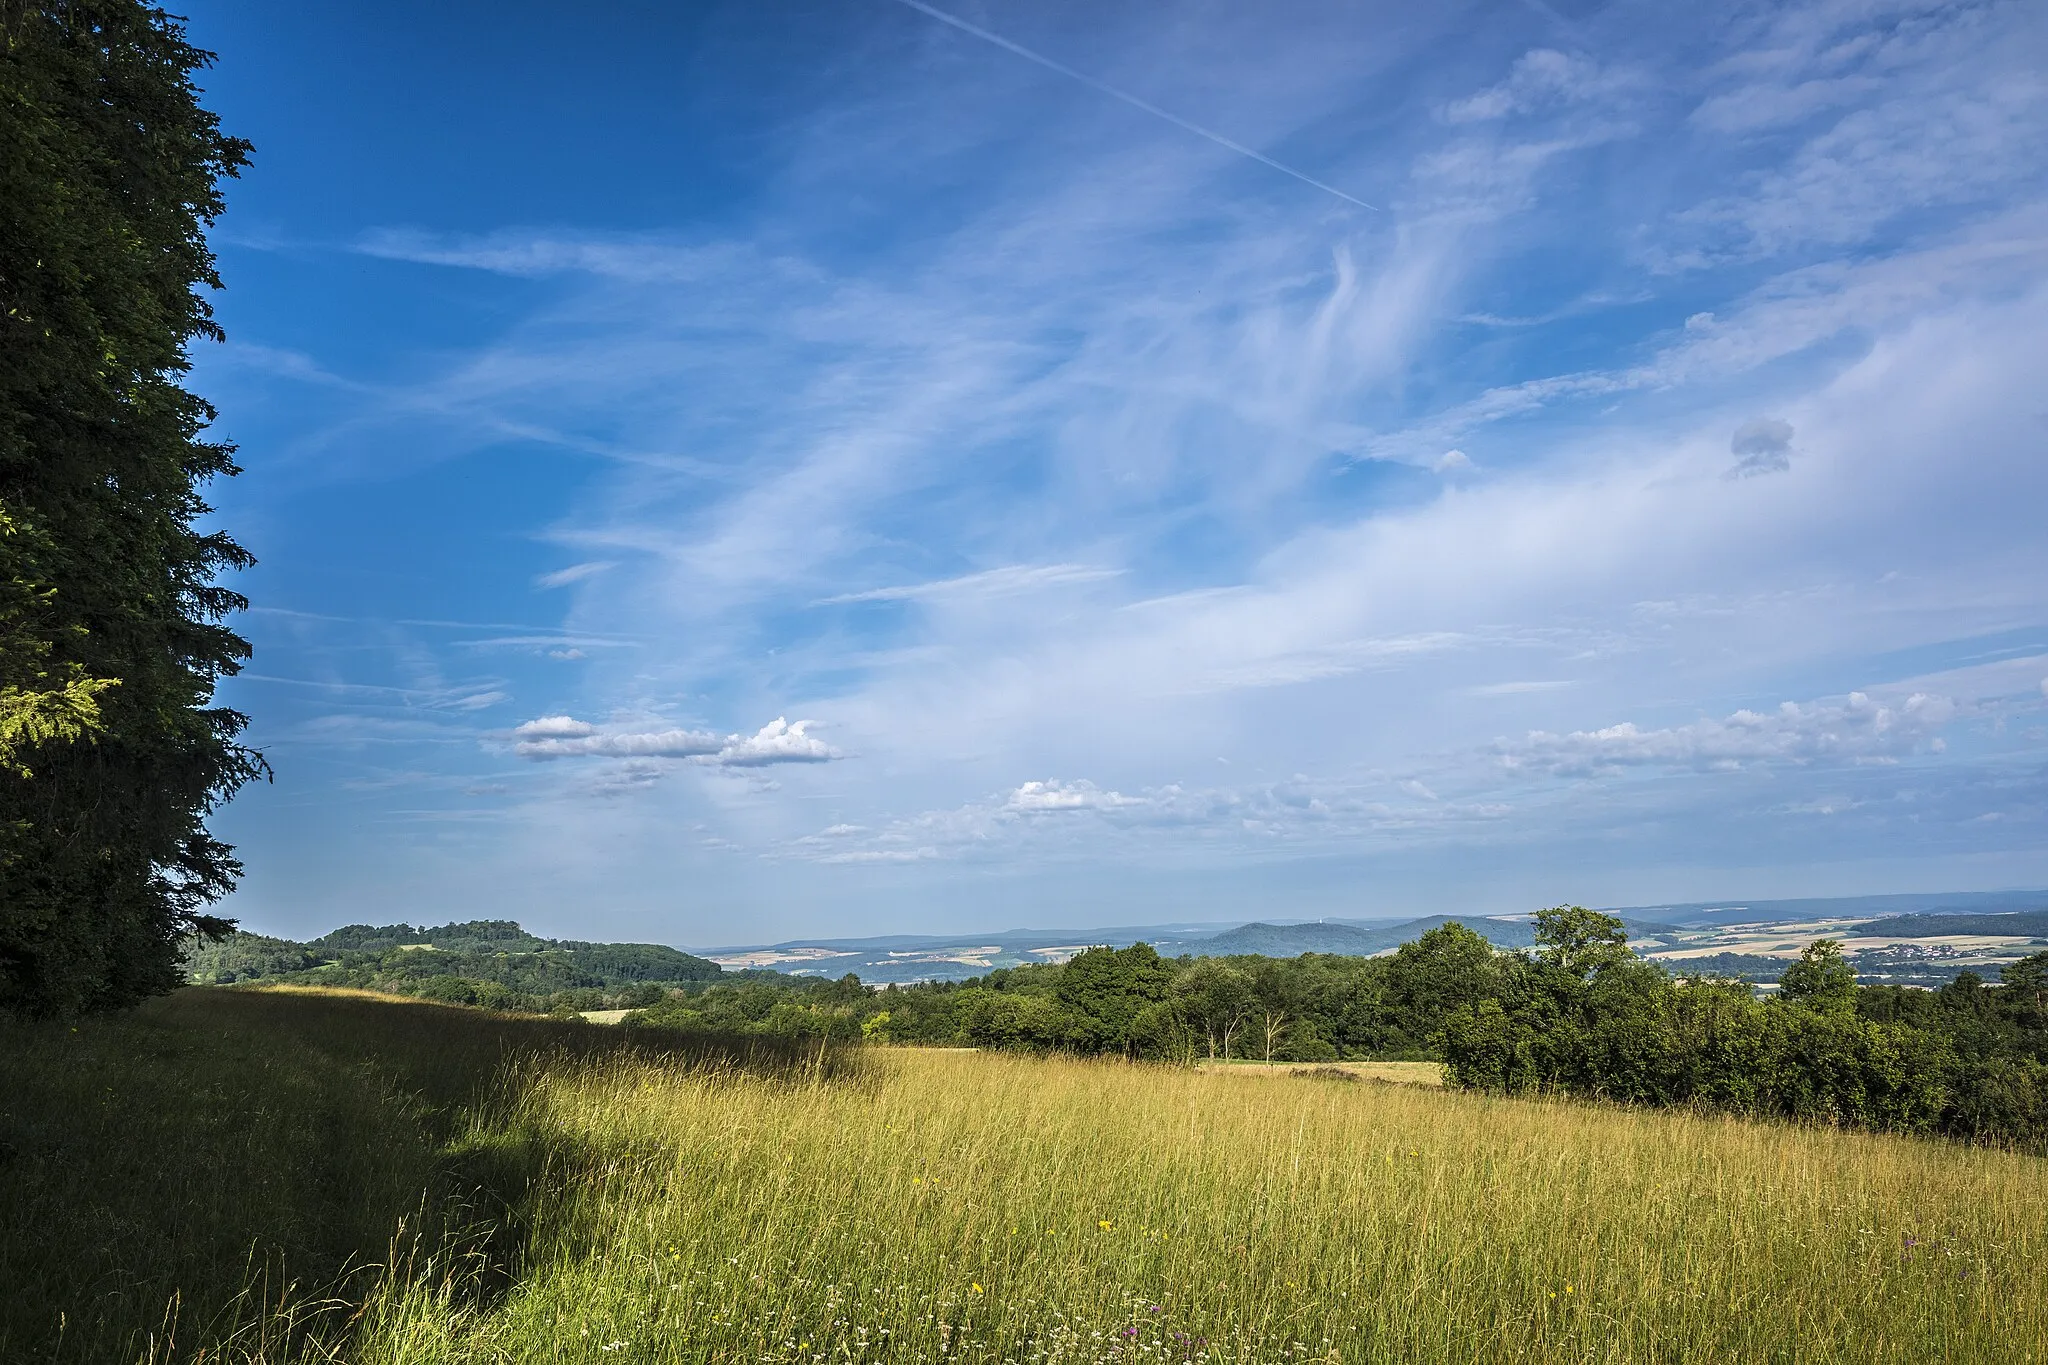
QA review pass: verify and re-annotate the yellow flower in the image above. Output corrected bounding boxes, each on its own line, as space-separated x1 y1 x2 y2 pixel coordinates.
1098 1219 1114 1231
1566 1285 1575 1294
973 1283 984 1293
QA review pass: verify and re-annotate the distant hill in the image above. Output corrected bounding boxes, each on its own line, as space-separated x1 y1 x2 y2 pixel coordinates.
1851 911 2048 939
1199 914 1684 959
186 920 724 993
309 919 555 954
1611 890 2048 927
1200 921 1415 956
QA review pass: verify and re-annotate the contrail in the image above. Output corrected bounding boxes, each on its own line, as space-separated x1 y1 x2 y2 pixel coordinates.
889 0 1376 211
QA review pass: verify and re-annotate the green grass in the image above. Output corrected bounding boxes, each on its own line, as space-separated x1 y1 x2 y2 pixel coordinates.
0 987 844 1364
4 987 2046 1363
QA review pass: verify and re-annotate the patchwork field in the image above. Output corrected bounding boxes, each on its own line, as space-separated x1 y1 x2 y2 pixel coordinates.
3 988 2044 1364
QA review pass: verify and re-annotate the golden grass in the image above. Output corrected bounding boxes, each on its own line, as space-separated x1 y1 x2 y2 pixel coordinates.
359 1047 2047 1365
8 989 2045 1364
1194 1059 1444 1086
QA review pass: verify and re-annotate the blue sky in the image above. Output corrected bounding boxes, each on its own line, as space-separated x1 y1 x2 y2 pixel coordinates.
185 0 2048 947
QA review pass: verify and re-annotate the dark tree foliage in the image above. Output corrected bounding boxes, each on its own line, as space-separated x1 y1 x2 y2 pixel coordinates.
1441 913 2048 1148
0 1 260 1016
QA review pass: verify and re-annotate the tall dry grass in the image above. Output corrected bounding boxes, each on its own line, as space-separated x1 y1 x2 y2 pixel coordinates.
358 1048 2048 1365
6 989 2044 1364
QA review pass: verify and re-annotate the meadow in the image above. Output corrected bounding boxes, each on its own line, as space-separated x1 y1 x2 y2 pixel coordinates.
4 988 2045 1365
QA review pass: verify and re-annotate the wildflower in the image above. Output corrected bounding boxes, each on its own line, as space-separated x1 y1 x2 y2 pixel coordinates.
973 1284 984 1294
1099 1220 1114 1231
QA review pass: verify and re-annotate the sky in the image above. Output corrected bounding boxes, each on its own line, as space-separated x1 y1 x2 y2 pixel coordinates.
182 0 2048 948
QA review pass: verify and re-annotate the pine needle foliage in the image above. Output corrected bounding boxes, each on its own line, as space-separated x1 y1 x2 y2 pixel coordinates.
0 0 262 1016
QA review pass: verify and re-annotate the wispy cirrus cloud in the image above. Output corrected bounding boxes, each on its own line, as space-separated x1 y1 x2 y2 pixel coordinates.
816 563 1121 606
205 0 2048 938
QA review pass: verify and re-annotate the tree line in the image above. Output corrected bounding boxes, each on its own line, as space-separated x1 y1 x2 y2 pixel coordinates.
632 909 2048 1147
186 909 2048 1146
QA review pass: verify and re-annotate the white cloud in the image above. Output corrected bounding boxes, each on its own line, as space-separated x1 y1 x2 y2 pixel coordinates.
535 561 614 588
1006 779 1142 813
1444 49 1626 124
1464 680 1574 697
1498 691 1958 778
819 847 939 864
817 563 1121 606
1432 449 1473 474
512 715 597 739
510 715 844 768
714 718 843 767
515 726 722 760
356 228 740 284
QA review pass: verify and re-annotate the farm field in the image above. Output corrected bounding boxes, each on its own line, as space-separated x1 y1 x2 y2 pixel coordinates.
1640 917 2044 967
3 988 2045 1365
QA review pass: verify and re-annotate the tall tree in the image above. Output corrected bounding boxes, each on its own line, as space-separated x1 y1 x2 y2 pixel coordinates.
0 1 260 1015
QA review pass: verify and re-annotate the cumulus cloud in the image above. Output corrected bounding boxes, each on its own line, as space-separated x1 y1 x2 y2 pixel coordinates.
1729 417 1795 477
714 718 842 767
1005 779 1143 813
1498 691 1957 778
513 716 596 739
509 715 843 767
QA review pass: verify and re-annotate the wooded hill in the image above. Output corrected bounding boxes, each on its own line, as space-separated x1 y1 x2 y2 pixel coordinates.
182 919 722 1012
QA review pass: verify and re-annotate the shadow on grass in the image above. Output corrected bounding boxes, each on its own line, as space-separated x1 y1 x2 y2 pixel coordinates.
0 987 860 1363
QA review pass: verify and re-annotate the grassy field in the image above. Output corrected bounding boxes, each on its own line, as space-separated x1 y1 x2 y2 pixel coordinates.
1193 1059 1443 1086
4 989 2046 1364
